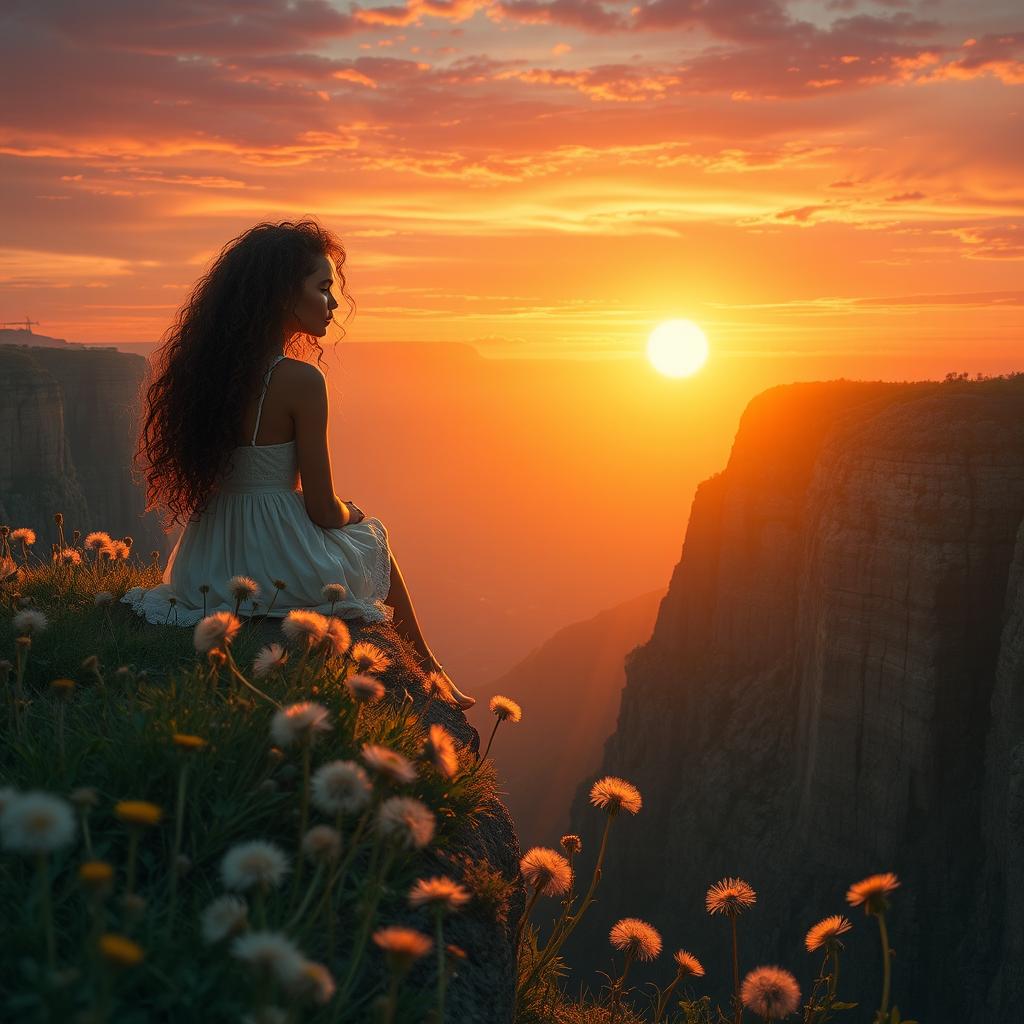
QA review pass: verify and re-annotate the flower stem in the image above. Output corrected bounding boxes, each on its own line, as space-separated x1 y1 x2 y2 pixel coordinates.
168 761 189 926
37 853 55 970
435 908 448 1021
731 913 741 1024
877 911 892 1017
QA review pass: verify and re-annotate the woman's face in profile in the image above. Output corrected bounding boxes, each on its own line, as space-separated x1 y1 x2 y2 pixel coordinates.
291 254 340 337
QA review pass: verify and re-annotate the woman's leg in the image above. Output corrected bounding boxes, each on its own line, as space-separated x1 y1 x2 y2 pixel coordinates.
384 549 476 708
384 550 435 667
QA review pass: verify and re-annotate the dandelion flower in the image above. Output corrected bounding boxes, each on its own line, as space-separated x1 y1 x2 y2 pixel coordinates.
345 673 385 704
311 760 372 817
321 583 347 604
421 724 458 779
302 825 342 864
609 918 662 962
376 796 436 849
94 591 115 607
520 847 573 897
673 950 705 977
193 612 242 653
99 933 145 967
114 801 163 828
805 914 853 952
845 872 900 915
560 834 582 855
201 894 249 944
362 744 417 785
589 776 643 816
408 876 472 912
12 608 48 637
56 548 82 565
84 531 112 551
11 528 36 545
489 695 522 723
324 617 351 656
373 926 433 970
740 966 801 1020
282 609 329 647
79 860 115 891
706 877 757 916
270 702 332 748
422 670 454 702
253 643 288 678
222 840 290 892
50 677 76 697
228 575 260 602
350 642 390 674
285 960 336 1005
0 792 76 854
109 540 130 560
172 733 207 753
231 930 304 980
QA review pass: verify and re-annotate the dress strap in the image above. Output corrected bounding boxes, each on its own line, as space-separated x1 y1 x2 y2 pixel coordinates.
251 354 287 446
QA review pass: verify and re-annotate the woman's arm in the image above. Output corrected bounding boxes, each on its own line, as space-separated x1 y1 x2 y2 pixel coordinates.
291 363 350 529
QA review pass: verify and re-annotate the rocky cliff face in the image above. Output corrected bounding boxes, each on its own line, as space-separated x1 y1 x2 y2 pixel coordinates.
0 344 164 553
565 378 1024 1022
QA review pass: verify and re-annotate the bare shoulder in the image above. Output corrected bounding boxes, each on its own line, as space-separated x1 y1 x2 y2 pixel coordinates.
276 357 326 394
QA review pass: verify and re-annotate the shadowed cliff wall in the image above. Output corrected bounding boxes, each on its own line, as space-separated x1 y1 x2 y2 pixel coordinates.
566 377 1024 1022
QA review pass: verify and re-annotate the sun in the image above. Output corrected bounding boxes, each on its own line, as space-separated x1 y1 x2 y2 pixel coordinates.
646 320 709 378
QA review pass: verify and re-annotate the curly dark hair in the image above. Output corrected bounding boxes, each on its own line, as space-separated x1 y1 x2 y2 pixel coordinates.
136 218 355 530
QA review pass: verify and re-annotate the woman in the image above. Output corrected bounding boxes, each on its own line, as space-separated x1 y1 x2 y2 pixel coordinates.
122 217 475 709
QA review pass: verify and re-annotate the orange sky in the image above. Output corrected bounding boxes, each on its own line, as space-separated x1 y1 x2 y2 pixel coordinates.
0 0 1021 367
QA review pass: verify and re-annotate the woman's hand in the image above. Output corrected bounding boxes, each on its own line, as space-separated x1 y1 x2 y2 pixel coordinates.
343 500 366 526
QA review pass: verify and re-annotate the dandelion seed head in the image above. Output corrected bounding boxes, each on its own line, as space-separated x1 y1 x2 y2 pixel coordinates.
285 959 336 1005
0 787 19 816
302 825 343 864
673 950 705 977
421 724 458 779
310 760 372 817
109 540 130 560
321 583 347 604
609 918 662 961
56 548 82 565
706 877 757 916
845 872 900 915
0 792 76 854
84 531 112 551
253 643 288 679
272 579 287 591
222 840 290 892
376 796 436 849
351 642 390 674
362 744 417 785
408 876 472 912
589 776 642 816
11 528 35 545
12 608 48 637
270 702 332 748
324 617 351 656
422 670 454 702
228 575 260 602
805 914 853 952
231 930 304 980
740 966 801 1020
345 673 385 704
201 894 249 944
281 609 328 647
193 612 241 653
520 847 573 897
488 695 522 723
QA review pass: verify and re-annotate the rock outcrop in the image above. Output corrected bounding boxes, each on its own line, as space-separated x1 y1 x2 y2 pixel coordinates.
0 343 164 554
564 377 1024 1022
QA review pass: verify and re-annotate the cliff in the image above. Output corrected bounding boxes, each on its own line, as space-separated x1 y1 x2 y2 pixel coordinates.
565 377 1024 1022
0 344 164 553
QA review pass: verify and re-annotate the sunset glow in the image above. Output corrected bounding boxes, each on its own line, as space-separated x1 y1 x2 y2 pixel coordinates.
0 1 1020 371
646 320 709 378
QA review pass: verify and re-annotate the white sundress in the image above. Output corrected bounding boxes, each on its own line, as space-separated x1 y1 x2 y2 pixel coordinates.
122 354 394 627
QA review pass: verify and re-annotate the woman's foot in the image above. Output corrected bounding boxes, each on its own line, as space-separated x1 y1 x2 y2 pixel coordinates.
424 656 476 710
